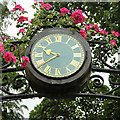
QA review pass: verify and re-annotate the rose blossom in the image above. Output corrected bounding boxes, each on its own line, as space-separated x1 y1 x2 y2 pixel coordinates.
17 16 28 23
19 28 25 32
80 29 87 39
21 56 30 67
71 9 85 24
100 29 108 35
115 32 119 37
11 4 24 12
2 37 6 40
41 3 52 10
0 42 4 55
85 24 93 31
22 56 30 63
110 40 116 45
3 51 17 63
21 62 27 67
60 7 70 16
111 31 120 37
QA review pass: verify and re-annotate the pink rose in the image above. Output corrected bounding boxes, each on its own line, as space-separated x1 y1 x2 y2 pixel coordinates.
41 3 52 10
100 29 108 35
60 7 70 16
11 4 24 12
80 29 87 39
71 9 85 24
17 16 28 23
95 27 100 32
19 28 25 32
110 40 116 45
89 24 93 29
21 56 30 67
85 24 93 31
2 37 6 40
3 51 17 63
22 56 30 63
94 24 98 28
111 31 120 37
115 32 119 37
21 62 27 67
0 42 4 55
111 31 116 35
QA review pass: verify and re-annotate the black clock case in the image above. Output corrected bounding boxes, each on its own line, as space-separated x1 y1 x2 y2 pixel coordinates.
25 28 91 98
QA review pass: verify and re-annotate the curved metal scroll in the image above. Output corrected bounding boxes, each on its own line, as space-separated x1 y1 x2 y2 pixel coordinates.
0 75 30 95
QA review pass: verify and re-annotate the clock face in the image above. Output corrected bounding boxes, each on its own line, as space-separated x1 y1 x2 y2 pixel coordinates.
30 34 85 78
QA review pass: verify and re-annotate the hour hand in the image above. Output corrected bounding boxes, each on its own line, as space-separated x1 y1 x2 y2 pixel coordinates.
43 49 51 55
43 49 58 56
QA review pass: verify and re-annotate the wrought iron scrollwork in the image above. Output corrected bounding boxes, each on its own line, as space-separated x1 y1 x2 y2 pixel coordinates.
0 75 30 96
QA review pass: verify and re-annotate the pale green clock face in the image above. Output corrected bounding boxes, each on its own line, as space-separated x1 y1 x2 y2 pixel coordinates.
31 34 85 78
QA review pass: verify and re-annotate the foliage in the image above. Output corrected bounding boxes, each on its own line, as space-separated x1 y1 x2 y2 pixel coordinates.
1 100 28 120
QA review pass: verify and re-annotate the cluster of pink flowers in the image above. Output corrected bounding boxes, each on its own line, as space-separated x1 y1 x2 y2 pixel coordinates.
0 41 30 67
41 2 52 10
80 29 87 39
60 7 71 16
71 9 85 24
85 24 93 30
3 51 17 63
0 42 4 56
19 28 25 33
11 4 24 12
17 16 28 23
94 24 100 32
100 29 108 35
111 31 120 37
21 56 30 67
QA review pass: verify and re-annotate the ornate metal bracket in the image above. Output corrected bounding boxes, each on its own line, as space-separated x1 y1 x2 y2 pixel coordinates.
1 24 120 101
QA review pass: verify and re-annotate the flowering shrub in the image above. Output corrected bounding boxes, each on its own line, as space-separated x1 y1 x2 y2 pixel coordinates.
1 1 120 69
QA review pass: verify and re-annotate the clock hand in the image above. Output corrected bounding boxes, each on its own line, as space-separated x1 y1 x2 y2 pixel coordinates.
43 49 58 56
38 53 60 68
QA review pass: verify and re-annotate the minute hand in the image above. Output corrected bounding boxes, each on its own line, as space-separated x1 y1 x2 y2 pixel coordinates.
38 54 59 68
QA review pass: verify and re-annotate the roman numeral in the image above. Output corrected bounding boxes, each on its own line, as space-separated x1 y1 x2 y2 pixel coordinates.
36 59 44 66
35 52 43 57
44 65 51 74
54 35 62 42
70 60 80 67
73 53 81 57
65 38 71 44
71 44 79 50
45 37 53 44
66 67 71 73
55 68 61 76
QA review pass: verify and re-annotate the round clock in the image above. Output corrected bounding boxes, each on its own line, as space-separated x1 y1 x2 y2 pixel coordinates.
25 28 91 97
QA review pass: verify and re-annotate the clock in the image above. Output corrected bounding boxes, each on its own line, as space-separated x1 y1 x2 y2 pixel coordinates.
25 28 91 97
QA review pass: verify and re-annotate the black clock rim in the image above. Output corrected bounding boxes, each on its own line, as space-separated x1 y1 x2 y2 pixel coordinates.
29 33 86 79
25 28 91 85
